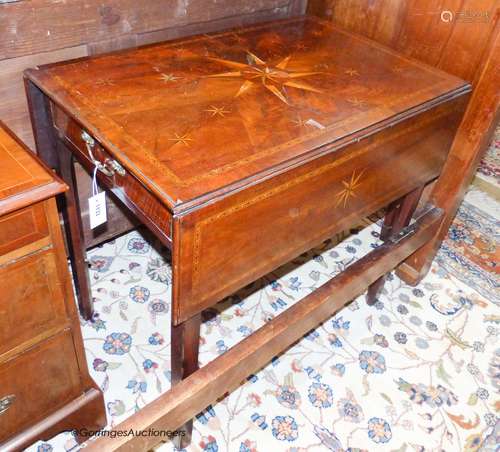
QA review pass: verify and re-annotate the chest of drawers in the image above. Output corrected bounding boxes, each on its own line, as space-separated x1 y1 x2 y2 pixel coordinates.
0 123 105 450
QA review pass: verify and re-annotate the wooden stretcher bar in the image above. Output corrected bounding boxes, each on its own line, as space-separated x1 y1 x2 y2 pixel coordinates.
83 206 443 452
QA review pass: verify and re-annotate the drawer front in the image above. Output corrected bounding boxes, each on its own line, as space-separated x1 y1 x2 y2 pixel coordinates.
51 103 173 245
0 203 49 258
0 330 82 441
174 98 465 323
0 249 68 358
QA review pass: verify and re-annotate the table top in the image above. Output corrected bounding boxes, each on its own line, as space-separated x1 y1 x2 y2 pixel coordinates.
0 122 66 216
26 16 469 212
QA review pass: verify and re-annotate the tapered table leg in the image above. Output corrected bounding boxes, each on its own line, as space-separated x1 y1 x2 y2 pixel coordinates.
171 313 202 449
58 143 94 320
366 185 425 306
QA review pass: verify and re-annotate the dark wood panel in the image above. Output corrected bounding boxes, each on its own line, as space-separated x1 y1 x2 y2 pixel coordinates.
398 12 500 283
0 0 304 59
174 97 466 322
308 0 498 81
0 330 82 441
308 0 407 46
0 248 69 359
0 203 48 257
0 46 88 149
434 0 497 81
135 3 306 47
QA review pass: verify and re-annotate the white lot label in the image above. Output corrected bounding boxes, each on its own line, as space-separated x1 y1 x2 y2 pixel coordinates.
88 191 107 229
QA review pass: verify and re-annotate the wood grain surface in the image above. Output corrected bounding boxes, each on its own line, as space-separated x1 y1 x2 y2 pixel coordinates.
307 0 500 284
0 0 305 148
2 1 306 248
307 0 497 82
0 121 66 215
0 122 105 450
26 16 469 212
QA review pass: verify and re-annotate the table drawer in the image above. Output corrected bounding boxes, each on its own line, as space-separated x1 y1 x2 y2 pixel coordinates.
0 203 49 259
51 103 172 244
0 248 68 358
0 330 82 441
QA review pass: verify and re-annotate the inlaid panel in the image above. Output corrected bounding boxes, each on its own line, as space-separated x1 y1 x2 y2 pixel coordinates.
0 122 66 216
0 248 68 358
25 16 469 210
0 331 82 441
0 127 53 201
0 203 49 258
173 97 467 322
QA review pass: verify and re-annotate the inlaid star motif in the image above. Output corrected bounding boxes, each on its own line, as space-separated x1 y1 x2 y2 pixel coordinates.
168 133 193 146
345 68 359 76
335 170 365 208
347 97 367 108
160 73 180 82
291 117 307 128
205 105 230 117
206 51 322 104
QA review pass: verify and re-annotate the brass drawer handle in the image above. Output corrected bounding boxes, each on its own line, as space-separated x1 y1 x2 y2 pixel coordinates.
81 131 126 177
0 394 15 415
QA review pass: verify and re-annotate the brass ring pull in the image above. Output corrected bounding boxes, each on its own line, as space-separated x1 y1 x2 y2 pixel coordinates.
0 394 16 415
81 131 126 177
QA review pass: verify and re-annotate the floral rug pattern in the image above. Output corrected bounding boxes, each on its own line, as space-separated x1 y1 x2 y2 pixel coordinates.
477 126 500 184
29 190 499 452
436 200 499 304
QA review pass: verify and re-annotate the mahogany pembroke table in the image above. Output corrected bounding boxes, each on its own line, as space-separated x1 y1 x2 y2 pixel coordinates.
24 16 470 450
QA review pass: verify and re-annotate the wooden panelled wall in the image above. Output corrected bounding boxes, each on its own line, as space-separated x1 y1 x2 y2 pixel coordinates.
308 0 500 284
0 0 306 148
